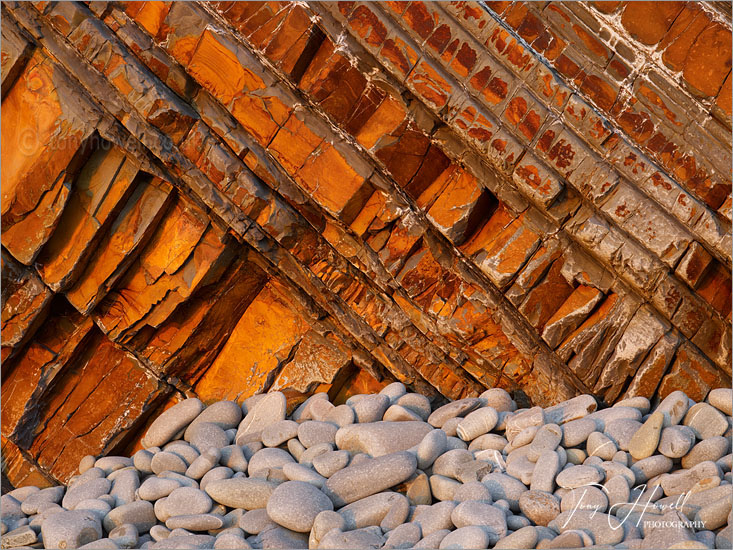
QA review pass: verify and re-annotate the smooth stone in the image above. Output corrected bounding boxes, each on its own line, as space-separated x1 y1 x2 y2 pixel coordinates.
42 510 103 550
266 481 333 532
282 462 327 488
62 479 112 510
109 523 139 549
247 447 294 475
598 461 634 486
6 487 39 503
628 411 664 460
482 473 527 512
352 394 390 423
414 529 451 549
312 450 350 478
142 399 204 449
468 433 508 452
682 437 730 468
74 499 112 522
439 526 491 549
379 382 407 403
299 442 333 467
396 393 432 420
319 526 384 550
338 492 406 530
494 526 539 549
530 450 560 493
549 510 624 545
309 398 336 423
506 515 531 530
543 395 597 425
158 471 198 489
406 472 432 506
213 533 251 550
205 478 278 510
537 530 585 549
186 401 242 437
260 420 298 448
185 422 229 453
165 514 224 531
684 403 728 439
565 448 587 465
133 450 155 475
603 474 630 509
657 391 691 427
163 487 212 518
479 388 516 413
456 407 498 441
707 389 732 415
429 475 461 501
235 392 286 444
695 497 731 530
433 449 473 479
383 404 424 422
20 486 64 515
658 425 696 458
298 421 338 448
94 456 132 475
219 445 248 473
562 418 597 447
335 421 432 457
519 490 561 526
291 393 329 422
384 522 421 549
185 448 221 480
556 465 604 489
238 509 277 535
324 451 417 507
412 502 457 536
151 452 188 475
417 429 447 470
324 405 355 427
78 538 120 549
103 501 156 534
109 469 139 506
428 398 483 428
560 485 608 514
455 459 492 484
505 407 544 440
587 407 642 430
631 455 673 484
604 419 642 451
287 439 306 461
528 424 562 461
150 534 215 549
309 510 344 548
587 432 618 460
614 397 651 414
451 501 507 543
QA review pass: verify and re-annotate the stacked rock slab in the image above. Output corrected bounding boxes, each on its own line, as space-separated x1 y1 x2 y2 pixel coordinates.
1 384 731 550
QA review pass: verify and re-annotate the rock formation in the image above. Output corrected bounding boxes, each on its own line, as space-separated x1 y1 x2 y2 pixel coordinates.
1 1 731 488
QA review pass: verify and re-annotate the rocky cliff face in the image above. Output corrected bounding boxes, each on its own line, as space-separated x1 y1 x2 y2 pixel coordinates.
1 1 731 487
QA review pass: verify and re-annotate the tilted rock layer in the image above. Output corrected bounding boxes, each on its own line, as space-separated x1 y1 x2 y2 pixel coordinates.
1 1 731 487
1 385 732 549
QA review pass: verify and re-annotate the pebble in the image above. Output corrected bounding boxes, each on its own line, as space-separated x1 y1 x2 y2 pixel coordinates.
629 410 664 459
260 420 298 447
518 490 560 526
439 525 490 549
707 388 732 416
658 425 696 458
324 451 417 507
555 465 603 488
312 450 350 478
142 398 205 449
451 501 507 543
335 421 432 456
205 478 278 510
41 510 103 550
683 403 728 439
103 501 157 533
298 421 339 448
352 394 390 423
5 386 732 550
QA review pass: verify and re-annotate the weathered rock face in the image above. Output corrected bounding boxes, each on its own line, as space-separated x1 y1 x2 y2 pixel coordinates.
1 1 731 486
